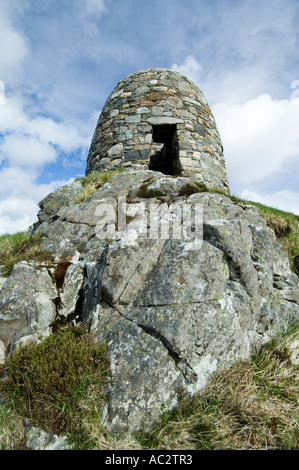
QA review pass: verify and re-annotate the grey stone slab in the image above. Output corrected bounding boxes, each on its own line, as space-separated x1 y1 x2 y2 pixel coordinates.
125 149 149 161
148 116 184 125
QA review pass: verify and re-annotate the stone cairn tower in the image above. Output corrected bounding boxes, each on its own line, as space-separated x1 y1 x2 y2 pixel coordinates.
86 68 229 193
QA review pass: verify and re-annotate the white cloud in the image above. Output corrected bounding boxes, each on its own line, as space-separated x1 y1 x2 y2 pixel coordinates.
172 55 202 85
0 95 90 152
241 189 299 215
0 81 4 105
27 116 90 152
0 2 28 84
0 93 91 235
82 0 106 17
0 198 38 235
0 168 71 235
213 94 299 186
1 135 56 168
0 167 62 200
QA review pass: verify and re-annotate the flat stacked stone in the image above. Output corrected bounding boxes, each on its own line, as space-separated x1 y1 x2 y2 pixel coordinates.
86 68 229 193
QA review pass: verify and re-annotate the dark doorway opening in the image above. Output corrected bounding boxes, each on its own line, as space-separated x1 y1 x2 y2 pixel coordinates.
149 124 180 176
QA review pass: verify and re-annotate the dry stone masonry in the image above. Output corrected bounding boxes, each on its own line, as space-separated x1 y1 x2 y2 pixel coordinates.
86 69 229 193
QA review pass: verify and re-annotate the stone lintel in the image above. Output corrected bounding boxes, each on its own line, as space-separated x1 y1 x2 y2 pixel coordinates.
148 117 184 126
125 149 150 161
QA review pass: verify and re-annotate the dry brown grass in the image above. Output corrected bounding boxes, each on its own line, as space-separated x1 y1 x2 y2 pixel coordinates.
0 232 54 277
136 325 299 450
0 405 26 450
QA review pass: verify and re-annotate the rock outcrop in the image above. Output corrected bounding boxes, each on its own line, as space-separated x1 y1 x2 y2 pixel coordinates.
0 262 57 351
1 170 298 435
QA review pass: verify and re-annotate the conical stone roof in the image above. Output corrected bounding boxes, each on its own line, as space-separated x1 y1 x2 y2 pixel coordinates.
86 68 229 193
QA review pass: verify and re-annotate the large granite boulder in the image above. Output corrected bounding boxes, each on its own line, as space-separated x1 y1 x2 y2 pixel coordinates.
1 170 298 435
0 262 58 352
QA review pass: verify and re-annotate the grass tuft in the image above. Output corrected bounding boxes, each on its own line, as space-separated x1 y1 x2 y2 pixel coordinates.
76 170 124 203
0 405 26 450
0 232 54 278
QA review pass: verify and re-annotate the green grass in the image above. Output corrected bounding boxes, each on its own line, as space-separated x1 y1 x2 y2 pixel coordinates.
0 232 54 278
76 170 124 203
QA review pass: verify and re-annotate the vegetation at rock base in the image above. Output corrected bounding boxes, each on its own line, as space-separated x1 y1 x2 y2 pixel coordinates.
0 232 54 278
0 325 110 450
76 169 124 203
136 323 299 451
0 323 298 450
0 405 25 450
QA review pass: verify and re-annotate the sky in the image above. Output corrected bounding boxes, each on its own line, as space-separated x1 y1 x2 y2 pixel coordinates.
0 0 299 235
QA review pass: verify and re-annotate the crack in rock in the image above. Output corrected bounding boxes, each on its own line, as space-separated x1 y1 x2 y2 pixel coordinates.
103 298 197 384
135 321 197 383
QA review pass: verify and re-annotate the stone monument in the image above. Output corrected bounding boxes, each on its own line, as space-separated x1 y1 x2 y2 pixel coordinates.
86 68 229 193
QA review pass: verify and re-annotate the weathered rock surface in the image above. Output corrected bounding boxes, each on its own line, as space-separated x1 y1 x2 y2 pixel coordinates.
1 170 298 435
0 340 5 365
0 261 57 352
25 426 74 451
36 179 83 226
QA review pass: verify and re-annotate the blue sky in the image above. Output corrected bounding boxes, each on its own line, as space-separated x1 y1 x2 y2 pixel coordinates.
0 0 299 234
